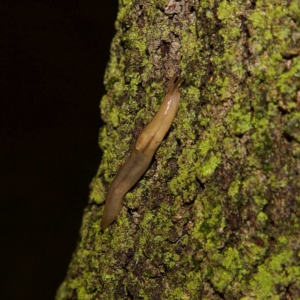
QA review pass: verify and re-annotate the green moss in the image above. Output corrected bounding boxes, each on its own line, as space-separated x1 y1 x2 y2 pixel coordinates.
217 0 232 20
226 103 252 135
249 251 299 299
257 211 268 225
198 139 211 156
197 153 221 180
245 238 267 263
253 196 268 209
228 177 240 199
209 247 242 292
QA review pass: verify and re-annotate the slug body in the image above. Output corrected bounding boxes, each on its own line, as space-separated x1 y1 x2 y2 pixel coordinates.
100 73 183 229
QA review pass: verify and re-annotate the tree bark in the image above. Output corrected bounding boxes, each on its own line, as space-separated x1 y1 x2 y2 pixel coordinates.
56 0 300 299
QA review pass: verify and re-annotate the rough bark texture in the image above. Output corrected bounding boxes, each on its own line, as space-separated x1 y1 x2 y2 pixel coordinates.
56 0 300 299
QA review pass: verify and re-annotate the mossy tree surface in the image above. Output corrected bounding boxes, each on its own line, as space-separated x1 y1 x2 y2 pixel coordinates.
56 0 300 299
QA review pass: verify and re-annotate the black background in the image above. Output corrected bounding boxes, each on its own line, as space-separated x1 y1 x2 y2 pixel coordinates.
1 1 118 299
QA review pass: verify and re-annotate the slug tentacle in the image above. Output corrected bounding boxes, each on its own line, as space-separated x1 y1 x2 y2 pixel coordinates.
100 73 183 230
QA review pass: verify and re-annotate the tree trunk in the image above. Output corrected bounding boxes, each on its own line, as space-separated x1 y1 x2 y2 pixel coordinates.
56 0 300 299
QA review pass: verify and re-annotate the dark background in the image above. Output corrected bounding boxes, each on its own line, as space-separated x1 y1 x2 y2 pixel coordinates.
1 1 118 299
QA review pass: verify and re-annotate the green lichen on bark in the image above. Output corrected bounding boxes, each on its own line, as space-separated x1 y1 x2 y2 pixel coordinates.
56 0 300 299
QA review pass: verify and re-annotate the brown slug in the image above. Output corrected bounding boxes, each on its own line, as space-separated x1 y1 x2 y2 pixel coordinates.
100 73 183 229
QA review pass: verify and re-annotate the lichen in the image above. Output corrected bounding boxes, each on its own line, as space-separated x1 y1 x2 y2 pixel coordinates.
56 0 300 299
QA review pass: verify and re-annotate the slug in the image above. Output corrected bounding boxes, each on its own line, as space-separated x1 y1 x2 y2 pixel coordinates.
100 73 183 229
